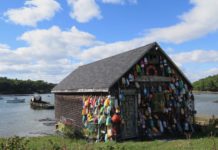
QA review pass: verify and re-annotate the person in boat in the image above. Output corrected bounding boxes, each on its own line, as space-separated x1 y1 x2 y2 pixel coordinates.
31 95 42 103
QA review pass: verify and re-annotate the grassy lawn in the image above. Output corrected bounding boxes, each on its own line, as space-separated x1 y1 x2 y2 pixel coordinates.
1 135 218 150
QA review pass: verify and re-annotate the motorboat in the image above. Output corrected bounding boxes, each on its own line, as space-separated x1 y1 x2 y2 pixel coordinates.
6 97 25 103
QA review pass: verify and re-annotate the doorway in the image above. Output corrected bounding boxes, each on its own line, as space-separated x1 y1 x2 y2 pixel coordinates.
120 94 138 139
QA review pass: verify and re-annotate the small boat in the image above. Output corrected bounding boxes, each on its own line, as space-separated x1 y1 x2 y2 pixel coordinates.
6 97 25 103
30 101 54 109
30 94 54 109
0 96 3 100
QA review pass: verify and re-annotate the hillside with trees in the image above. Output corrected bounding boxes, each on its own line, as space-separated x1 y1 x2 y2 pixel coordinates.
193 74 218 91
0 77 56 94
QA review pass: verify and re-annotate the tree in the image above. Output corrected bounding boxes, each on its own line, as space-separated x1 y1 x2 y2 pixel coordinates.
0 77 56 94
193 74 218 91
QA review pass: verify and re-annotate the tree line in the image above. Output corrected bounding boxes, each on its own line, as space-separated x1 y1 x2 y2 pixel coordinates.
0 77 56 94
193 74 218 91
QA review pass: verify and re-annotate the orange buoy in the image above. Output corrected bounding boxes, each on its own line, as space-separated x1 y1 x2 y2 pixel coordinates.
112 114 121 123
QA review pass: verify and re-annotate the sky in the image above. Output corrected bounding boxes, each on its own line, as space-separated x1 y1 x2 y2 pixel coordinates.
0 0 218 83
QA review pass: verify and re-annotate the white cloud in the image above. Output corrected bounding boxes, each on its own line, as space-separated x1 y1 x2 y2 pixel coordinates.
169 49 218 82
78 0 218 62
102 0 137 4
0 26 102 83
0 44 10 49
4 0 61 27
170 50 218 64
67 0 101 23
144 0 218 43
183 67 218 82
16 26 101 60
206 68 218 76
79 37 148 62
67 0 136 22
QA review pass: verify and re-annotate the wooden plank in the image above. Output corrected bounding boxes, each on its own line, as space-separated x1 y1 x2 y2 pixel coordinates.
133 76 173 82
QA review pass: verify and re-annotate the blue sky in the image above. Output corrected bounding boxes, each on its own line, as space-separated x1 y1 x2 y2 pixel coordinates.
0 0 218 83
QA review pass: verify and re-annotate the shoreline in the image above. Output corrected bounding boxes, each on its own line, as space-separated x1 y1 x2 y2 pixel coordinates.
193 91 218 94
196 114 217 118
0 93 52 96
195 114 217 126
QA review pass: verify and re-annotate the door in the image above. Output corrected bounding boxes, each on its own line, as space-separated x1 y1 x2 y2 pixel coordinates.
120 95 138 139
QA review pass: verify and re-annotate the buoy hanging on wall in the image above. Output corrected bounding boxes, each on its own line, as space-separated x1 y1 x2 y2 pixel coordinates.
138 93 141 105
143 87 147 96
135 82 140 88
128 73 134 81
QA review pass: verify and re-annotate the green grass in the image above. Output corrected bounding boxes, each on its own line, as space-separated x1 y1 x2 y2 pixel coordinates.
1 135 218 150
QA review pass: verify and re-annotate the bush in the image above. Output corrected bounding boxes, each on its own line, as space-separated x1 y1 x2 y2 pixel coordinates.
0 136 29 150
207 116 218 136
61 124 84 139
196 116 218 137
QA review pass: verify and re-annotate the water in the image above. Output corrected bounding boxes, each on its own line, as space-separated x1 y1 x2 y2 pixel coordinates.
194 93 218 117
0 94 55 137
0 93 217 137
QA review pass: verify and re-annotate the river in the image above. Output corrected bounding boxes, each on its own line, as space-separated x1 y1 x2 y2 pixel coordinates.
0 93 217 137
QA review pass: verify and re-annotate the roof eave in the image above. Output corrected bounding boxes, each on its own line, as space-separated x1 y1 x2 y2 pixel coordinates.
52 88 109 93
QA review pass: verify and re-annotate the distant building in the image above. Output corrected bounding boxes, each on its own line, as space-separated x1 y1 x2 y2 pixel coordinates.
52 42 195 140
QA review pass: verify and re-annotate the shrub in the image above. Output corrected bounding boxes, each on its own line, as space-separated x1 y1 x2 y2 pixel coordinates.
0 136 29 150
61 124 84 139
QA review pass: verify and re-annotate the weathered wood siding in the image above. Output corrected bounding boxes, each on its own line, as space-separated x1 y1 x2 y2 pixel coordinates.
55 94 83 127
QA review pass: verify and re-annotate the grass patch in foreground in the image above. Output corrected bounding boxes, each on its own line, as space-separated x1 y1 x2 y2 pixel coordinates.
0 136 218 150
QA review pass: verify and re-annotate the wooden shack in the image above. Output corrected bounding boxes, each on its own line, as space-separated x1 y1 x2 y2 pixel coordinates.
52 42 195 140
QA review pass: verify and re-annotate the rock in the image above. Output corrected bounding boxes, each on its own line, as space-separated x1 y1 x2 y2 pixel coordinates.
213 100 218 103
38 118 55 122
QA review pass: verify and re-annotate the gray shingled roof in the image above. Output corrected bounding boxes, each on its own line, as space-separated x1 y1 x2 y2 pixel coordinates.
52 43 156 93
52 42 192 93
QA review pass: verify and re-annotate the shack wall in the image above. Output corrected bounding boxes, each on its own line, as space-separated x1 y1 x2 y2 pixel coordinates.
55 94 83 127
